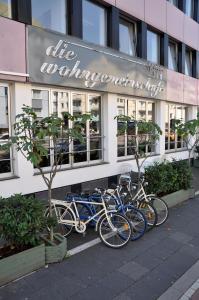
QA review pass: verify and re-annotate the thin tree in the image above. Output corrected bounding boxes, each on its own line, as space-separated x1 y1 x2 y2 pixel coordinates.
1 105 91 241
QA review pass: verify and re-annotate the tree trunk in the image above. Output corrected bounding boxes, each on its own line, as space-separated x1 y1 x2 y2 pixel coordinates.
48 186 54 242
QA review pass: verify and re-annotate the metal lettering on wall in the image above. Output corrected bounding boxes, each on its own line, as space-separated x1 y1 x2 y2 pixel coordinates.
28 27 167 100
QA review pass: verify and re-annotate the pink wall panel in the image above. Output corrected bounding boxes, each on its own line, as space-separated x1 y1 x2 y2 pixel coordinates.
183 76 198 105
166 2 184 41
0 17 26 74
166 70 183 103
145 0 166 32
116 0 145 21
184 16 199 50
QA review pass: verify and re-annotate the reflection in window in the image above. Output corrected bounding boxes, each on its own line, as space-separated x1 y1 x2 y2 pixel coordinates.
117 98 155 158
31 0 66 33
83 0 107 46
0 0 11 18
168 40 178 71
0 86 11 175
147 30 160 64
119 19 136 56
185 48 193 77
165 104 187 151
185 0 194 18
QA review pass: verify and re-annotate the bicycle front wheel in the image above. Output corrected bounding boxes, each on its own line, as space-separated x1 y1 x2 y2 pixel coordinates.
124 205 147 241
137 201 157 230
147 196 169 226
98 213 132 248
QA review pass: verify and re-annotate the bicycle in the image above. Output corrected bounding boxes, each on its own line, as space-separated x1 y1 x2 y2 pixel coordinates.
119 172 169 226
45 189 132 249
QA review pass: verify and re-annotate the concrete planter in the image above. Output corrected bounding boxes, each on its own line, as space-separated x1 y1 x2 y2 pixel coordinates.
41 233 67 264
162 189 195 208
0 244 45 287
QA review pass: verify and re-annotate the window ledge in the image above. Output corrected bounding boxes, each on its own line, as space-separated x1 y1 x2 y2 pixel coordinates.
165 148 188 154
0 175 20 182
117 153 159 163
33 161 109 176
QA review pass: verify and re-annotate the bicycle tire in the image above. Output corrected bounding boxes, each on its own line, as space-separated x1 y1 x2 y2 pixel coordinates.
98 212 132 248
137 201 158 230
124 205 147 241
147 196 169 226
45 205 74 237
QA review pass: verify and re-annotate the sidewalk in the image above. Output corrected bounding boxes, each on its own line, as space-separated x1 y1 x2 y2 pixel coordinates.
0 193 199 299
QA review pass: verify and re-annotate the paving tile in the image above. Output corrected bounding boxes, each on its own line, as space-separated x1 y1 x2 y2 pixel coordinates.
169 231 193 244
118 261 149 281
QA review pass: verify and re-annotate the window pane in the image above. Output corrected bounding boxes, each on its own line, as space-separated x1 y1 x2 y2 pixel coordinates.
148 102 155 122
0 86 11 174
127 100 136 118
185 50 192 76
185 0 194 18
117 98 125 115
168 41 178 71
52 91 69 116
32 0 66 34
119 19 136 56
147 30 160 64
0 0 11 18
89 95 101 135
138 101 146 120
83 0 107 46
32 89 49 119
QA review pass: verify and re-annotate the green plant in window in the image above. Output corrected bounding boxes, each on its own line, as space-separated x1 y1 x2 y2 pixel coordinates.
115 114 162 181
0 105 91 242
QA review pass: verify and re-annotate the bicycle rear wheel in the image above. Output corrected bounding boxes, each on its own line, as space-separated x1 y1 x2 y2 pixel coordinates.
124 205 147 241
98 213 132 248
45 205 74 237
137 201 157 230
147 196 169 226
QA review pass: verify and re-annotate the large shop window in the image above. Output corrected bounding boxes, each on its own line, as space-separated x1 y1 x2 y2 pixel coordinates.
168 40 178 72
32 89 103 169
0 0 11 18
147 30 160 64
117 98 155 158
185 0 194 18
31 0 67 34
82 0 107 46
165 104 187 151
185 48 193 77
119 19 137 56
0 85 12 177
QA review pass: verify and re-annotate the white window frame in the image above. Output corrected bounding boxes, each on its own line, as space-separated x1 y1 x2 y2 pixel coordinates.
31 86 104 172
165 103 187 152
0 83 13 179
117 97 156 160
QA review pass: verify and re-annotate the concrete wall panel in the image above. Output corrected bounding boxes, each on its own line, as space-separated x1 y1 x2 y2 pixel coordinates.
183 76 198 105
166 70 183 103
116 0 145 21
166 2 184 42
0 17 26 75
145 0 166 32
184 16 199 50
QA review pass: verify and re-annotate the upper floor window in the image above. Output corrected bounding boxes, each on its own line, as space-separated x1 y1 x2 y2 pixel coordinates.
147 30 160 64
185 47 193 76
168 40 178 71
167 0 178 8
83 0 107 46
119 19 137 56
0 85 12 177
185 0 194 18
0 0 11 18
31 0 67 34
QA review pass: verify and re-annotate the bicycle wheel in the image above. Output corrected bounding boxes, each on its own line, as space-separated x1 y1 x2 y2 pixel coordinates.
147 196 169 226
124 205 147 241
137 201 157 230
45 205 74 237
98 213 132 248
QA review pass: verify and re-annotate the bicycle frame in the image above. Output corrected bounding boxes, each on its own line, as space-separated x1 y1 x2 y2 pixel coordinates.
51 198 117 233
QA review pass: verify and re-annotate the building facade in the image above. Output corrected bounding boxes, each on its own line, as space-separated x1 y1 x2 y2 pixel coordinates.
0 0 199 198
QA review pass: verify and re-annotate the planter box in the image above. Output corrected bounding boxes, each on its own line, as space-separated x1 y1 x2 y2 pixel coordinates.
162 188 195 208
41 233 67 264
194 159 199 168
0 244 45 287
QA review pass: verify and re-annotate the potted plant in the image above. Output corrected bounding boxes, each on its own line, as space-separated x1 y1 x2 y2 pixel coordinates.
1 106 90 263
0 194 46 286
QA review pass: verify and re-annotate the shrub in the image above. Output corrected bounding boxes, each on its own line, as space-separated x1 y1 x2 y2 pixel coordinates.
145 160 192 196
0 194 45 250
